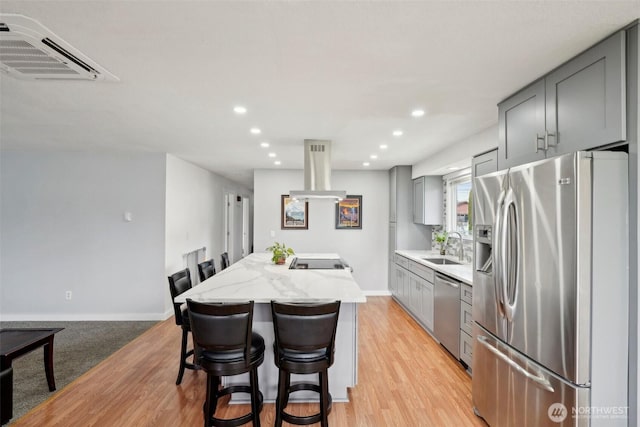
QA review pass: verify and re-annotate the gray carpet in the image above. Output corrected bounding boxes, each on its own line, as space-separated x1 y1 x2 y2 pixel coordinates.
0 320 158 424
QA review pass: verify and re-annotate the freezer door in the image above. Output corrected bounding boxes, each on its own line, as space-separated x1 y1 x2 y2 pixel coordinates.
472 325 591 427
472 170 508 340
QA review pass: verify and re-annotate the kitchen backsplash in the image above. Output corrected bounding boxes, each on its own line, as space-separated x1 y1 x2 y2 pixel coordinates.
431 227 473 264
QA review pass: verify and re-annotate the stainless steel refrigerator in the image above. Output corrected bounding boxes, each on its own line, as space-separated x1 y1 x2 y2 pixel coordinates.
472 151 629 427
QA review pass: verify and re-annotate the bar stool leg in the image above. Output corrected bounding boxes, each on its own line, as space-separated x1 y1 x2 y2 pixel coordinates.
319 370 329 427
177 328 189 385
275 369 287 427
249 367 261 427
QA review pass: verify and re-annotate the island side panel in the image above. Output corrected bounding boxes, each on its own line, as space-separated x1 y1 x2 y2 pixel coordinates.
226 302 359 403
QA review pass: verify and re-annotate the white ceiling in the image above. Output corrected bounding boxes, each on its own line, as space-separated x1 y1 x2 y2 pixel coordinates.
1 1 638 189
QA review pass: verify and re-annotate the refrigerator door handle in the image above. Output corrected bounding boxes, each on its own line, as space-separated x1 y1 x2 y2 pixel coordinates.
494 187 507 317
477 335 554 393
502 191 520 322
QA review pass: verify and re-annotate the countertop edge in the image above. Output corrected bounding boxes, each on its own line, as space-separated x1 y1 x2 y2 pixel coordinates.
394 250 473 285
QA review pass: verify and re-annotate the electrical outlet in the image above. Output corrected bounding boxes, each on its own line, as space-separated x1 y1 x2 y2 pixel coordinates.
65 291 72 300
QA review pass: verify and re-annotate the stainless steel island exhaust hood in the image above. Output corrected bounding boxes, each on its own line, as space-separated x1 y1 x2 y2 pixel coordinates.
289 140 347 201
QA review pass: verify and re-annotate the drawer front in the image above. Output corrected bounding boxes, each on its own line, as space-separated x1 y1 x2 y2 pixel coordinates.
460 301 473 336
395 254 409 269
460 330 473 367
409 261 434 283
461 283 473 305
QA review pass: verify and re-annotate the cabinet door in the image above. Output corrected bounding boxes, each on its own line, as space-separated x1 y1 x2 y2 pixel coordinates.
389 167 397 222
423 176 442 225
545 30 626 156
388 224 397 292
421 280 434 331
409 273 423 315
472 149 498 177
412 177 424 224
389 261 397 295
398 268 409 305
388 223 397 262
413 176 442 225
498 79 546 170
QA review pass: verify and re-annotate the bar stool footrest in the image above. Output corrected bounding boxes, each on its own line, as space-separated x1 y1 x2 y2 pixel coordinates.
281 382 332 426
210 385 263 427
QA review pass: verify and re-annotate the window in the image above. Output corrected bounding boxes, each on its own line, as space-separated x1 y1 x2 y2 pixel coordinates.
445 169 472 237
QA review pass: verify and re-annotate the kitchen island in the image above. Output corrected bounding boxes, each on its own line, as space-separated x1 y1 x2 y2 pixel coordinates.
174 252 366 402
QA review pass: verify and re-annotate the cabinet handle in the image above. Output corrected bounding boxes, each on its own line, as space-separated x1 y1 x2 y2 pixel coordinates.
534 134 546 153
544 131 555 148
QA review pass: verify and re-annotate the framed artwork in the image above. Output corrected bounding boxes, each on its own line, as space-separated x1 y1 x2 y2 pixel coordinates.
336 195 362 229
281 195 309 229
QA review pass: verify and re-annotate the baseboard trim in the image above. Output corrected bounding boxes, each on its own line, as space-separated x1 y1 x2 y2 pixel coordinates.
0 312 171 322
363 290 392 296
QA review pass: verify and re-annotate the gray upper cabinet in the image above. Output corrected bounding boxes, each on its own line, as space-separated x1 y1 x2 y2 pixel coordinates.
545 30 626 157
472 148 498 178
498 30 626 170
389 166 397 222
498 79 546 170
413 176 442 225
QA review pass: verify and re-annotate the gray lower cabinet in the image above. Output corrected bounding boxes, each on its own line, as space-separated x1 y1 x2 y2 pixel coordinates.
392 256 410 307
420 279 434 331
459 283 473 370
392 255 434 332
498 30 626 170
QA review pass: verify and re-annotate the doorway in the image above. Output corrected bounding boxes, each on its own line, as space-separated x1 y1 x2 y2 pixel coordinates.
224 192 250 264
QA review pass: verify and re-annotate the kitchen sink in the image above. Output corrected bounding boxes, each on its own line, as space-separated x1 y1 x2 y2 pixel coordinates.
421 258 461 265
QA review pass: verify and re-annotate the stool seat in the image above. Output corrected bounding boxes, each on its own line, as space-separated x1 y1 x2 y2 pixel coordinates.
200 333 265 375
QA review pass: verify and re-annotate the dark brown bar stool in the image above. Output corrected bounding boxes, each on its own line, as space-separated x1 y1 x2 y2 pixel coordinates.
271 300 341 427
220 252 230 270
198 259 217 282
167 268 199 385
187 299 264 427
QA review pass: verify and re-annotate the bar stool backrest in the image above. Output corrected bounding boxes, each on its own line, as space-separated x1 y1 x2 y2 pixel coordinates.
187 300 254 364
198 259 216 282
168 268 192 326
271 301 341 364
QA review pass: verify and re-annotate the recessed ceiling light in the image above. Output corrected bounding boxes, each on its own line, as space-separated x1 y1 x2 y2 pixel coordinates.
370 154 378 160
411 109 425 117
268 152 276 158
274 160 281 165
392 130 403 137
233 106 247 114
363 162 370 167
447 166 460 170
379 144 388 150
250 128 261 135
260 142 270 148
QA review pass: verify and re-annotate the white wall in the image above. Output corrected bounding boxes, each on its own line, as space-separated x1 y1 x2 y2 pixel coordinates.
0 150 167 320
164 155 253 313
254 169 389 294
412 124 498 177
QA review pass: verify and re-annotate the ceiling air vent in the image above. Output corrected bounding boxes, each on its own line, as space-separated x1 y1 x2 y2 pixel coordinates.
0 14 118 81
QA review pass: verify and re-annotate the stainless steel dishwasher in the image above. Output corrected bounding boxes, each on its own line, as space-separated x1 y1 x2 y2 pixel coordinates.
434 272 460 359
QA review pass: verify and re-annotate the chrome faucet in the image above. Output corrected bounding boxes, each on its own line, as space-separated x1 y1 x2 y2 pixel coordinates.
447 231 464 262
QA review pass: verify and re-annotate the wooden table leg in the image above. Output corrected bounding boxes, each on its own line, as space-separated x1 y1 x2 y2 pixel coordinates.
43 337 56 391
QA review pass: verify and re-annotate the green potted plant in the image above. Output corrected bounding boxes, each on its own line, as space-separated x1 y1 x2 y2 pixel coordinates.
266 242 295 265
435 231 448 256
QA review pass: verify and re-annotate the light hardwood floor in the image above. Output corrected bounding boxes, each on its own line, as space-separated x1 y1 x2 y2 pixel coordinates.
12 297 487 426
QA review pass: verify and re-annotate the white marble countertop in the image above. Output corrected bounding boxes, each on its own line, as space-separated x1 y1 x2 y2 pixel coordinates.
174 252 367 304
394 250 473 285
